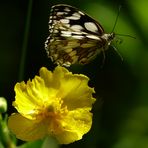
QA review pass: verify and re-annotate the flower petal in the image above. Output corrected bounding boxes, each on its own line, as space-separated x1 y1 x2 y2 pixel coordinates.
8 113 47 141
39 66 95 110
58 74 95 110
53 108 92 144
39 66 69 89
14 78 45 119
14 76 58 120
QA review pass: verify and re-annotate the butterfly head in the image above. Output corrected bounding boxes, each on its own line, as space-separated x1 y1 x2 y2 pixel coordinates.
108 32 115 42
103 32 115 43
101 32 115 51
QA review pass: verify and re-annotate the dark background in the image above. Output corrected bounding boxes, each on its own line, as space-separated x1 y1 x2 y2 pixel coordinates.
0 0 148 148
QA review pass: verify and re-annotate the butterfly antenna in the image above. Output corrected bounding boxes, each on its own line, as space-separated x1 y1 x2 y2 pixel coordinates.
111 5 122 33
111 6 136 39
115 33 136 39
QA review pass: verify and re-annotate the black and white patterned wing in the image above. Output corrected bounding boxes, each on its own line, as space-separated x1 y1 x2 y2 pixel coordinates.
45 4 106 67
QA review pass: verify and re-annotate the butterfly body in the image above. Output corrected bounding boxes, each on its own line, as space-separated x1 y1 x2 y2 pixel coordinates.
45 4 115 67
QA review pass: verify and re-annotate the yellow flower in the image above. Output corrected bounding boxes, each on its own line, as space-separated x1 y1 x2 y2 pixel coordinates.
8 66 95 144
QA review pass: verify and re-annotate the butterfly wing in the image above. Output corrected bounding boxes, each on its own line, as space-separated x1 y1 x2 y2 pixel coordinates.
45 4 105 66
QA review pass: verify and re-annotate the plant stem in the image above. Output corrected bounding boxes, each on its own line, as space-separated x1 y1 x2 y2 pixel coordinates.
18 0 33 81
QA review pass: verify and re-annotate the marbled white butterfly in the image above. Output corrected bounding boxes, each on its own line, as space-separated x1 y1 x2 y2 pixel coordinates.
45 4 115 67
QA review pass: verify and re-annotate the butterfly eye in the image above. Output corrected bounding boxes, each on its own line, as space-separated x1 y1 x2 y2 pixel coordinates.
109 33 115 41
45 4 116 67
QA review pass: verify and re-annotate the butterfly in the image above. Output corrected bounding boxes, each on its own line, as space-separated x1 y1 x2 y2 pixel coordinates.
45 4 115 67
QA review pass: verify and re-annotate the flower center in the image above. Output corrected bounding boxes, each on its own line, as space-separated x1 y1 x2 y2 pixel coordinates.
37 98 68 121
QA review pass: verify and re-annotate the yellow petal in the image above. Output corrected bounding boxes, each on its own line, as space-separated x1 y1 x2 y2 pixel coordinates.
14 76 58 120
8 113 47 141
58 74 95 110
55 130 80 144
14 79 41 119
14 82 39 119
39 67 95 110
53 108 92 144
39 66 69 89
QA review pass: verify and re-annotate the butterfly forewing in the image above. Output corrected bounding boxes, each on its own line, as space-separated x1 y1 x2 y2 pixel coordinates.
45 4 114 67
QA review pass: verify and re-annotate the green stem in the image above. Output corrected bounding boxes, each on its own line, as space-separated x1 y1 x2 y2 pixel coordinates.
0 115 16 148
18 0 33 81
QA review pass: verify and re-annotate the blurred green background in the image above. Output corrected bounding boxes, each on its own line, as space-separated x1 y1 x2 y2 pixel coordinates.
0 0 148 148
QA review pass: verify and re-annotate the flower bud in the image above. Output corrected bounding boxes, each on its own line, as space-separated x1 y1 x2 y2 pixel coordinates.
0 97 7 113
